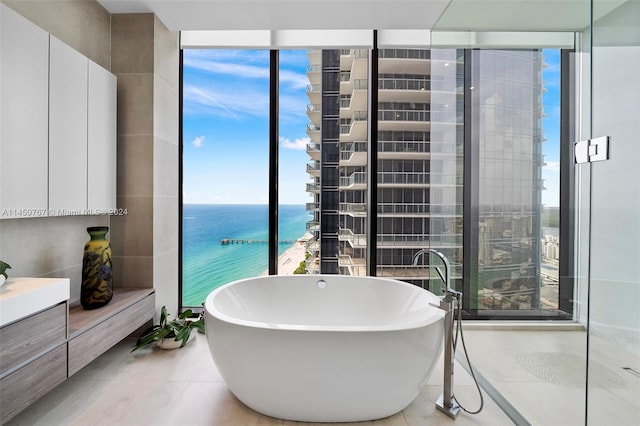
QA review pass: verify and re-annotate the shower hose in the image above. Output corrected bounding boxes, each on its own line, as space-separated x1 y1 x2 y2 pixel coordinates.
452 297 485 415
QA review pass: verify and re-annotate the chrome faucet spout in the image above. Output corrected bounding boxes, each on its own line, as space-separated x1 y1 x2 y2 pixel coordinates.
412 248 453 296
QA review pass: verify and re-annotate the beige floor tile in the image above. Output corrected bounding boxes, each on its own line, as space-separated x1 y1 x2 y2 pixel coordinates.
7 332 513 426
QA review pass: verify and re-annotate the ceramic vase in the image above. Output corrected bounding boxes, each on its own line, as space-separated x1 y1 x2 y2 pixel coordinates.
81 226 113 309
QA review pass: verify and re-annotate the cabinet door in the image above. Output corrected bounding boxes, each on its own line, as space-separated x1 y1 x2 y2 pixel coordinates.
0 5 49 218
48 36 88 215
88 60 116 212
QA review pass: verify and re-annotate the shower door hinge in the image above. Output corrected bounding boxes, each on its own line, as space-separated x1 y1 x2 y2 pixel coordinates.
575 136 609 164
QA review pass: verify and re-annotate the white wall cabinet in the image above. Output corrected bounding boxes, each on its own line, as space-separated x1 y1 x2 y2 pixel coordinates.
0 5 49 219
49 35 88 215
88 61 117 212
0 4 116 219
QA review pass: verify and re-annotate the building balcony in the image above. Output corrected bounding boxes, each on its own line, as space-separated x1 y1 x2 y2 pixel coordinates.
377 202 429 215
338 227 462 250
307 123 322 145
306 49 321 67
306 182 320 193
306 201 318 212
339 141 367 166
339 111 367 142
379 49 430 60
306 161 320 176
306 220 320 231
306 83 321 105
379 109 429 122
339 172 367 190
377 233 440 248
341 77 367 95
378 49 430 75
339 49 353 70
306 64 321 85
346 87 368 114
379 77 430 92
378 78 431 104
306 142 320 161
305 255 320 274
378 171 429 186
306 103 321 123
377 140 429 157
338 228 366 247
339 202 367 216
338 254 366 276
305 237 319 253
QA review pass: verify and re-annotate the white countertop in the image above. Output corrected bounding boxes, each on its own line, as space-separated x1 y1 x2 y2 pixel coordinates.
0 277 70 327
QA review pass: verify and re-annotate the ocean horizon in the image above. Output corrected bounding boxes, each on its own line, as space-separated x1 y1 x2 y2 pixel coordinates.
182 203 309 306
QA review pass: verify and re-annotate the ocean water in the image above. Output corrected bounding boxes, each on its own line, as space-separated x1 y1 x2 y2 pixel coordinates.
182 204 309 306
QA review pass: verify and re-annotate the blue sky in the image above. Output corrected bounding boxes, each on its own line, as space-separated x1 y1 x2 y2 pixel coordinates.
182 49 310 204
183 48 561 207
541 49 561 207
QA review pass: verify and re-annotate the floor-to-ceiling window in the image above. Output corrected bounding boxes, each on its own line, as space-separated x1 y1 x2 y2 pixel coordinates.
181 49 271 307
464 48 568 318
277 49 316 277
180 34 572 321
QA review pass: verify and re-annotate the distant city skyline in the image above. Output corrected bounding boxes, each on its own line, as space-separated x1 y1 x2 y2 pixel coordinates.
182 48 561 207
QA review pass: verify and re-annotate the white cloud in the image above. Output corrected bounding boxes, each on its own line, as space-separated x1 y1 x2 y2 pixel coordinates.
543 161 560 172
280 69 310 90
183 85 269 119
185 53 307 90
192 136 205 148
280 136 309 150
184 58 269 80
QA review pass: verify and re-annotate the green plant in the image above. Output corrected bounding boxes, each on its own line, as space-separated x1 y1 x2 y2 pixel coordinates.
0 260 11 279
294 252 311 275
132 306 204 352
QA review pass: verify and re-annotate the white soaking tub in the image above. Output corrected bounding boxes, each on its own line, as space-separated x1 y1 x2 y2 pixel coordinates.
204 274 445 423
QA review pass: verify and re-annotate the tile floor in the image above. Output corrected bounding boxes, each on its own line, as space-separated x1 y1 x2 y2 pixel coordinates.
7 333 513 426
461 328 640 426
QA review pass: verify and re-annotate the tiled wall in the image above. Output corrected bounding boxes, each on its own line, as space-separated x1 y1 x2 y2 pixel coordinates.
152 15 180 315
110 14 179 315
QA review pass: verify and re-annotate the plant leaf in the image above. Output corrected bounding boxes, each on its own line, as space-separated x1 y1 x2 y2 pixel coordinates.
160 305 169 327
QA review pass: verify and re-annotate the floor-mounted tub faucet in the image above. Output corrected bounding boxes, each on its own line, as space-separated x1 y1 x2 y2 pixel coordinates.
412 248 461 419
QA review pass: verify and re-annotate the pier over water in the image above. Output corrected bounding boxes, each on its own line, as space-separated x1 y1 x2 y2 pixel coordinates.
221 239 297 245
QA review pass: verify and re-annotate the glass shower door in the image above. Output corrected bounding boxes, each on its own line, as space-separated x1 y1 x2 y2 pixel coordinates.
586 1 640 423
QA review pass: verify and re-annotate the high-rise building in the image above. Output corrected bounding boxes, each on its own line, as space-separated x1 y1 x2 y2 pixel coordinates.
305 48 544 311
469 50 545 311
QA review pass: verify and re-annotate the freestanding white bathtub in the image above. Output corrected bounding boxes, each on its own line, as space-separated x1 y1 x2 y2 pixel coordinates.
204 274 445 423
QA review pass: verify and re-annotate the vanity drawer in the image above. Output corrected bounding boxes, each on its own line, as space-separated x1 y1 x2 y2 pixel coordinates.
0 344 67 423
68 292 154 376
0 302 67 374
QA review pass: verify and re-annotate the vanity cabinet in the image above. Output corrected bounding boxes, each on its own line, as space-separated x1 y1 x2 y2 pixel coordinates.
0 303 68 424
0 288 155 423
0 5 49 218
0 4 116 219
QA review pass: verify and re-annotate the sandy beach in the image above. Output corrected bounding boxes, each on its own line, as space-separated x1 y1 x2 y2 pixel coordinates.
261 233 312 276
